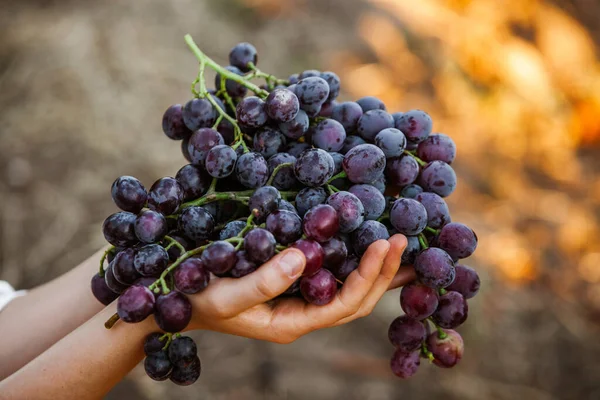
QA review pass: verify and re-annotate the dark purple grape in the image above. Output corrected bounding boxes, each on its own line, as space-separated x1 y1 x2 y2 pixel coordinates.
178 206 215 241
426 329 464 368
132 277 160 297
329 255 358 281
235 152 269 188
296 77 330 109
320 71 340 101
168 336 198 367
432 291 468 329
400 184 423 199
105 263 129 293
321 237 347 269
265 88 299 122
229 42 257 72
329 152 344 175
351 220 390 256
390 349 420 379
326 191 364 233
288 73 300 84
162 104 192 140
187 128 225 166
436 223 477 260
392 111 403 125
266 210 302 245
294 148 335 187
231 251 257 278
205 145 237 178
148 177 184 216
401 236 421 266
174 258 210 294
340 135 366 154
385 155 419 187
343 144 386 184
375 128 407 158
390 198 427 236
144 332 166 355
348 184 386 220
292 239 324 277
253 127 287 159
278 199 298 214
111 176 147 213
417 133 456 164
169 356 201 386
279 109 309 140
112 248 141 285
371 175 386 194
91 273 119 305
181 136 192 162
175 164 211 201
446 264 480 299
219 220 246 240
418 161 457 197
303 204 339 242
244 228 276 264
299 69 321 79
134 244 169 277
319 100 336 117
356 96 386 112
400 282 439 320
415 192 451 229
215 65 247 98
357 110 394 142
388 316 426 351
102 212 138 247
286 141 311 157
154 291 192 333
267 153 297 190
236 96 268 128
248 186 281 222
312 119 346 152
145 351 173 381
332 102 363 133
217 118 235 144
201 241 237 275
414 247 455 289
134 210 167 244
117 285 155 323
182 98 217 131
300 268 337 305
394 110 432 144
295 187 327 217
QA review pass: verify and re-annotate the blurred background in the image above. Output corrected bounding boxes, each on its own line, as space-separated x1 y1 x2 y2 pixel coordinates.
1 0 599 399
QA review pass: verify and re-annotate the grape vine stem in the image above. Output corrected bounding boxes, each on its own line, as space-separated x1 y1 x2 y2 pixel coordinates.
403 150 427 167
98 246 115 277
418 233 429 250
327 171 347 183
266 162 293 186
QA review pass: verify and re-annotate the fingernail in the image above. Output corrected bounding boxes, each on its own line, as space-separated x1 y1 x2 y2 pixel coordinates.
279 251 304 278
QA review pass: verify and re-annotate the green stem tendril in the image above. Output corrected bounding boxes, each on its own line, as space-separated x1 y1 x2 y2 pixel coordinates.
403 150 427 167
276 244 287 252
436 324 448 340
438 288 447 296
278 191 299 199
99 246 115 277
104 313 120 329
164 235 186 254
267 162 293 186
182 190 254 209
326 184 340 195
418 233 429 250
327 171 347 183
206 177 218 195
219 74 238 117
421 342 435 362
425 226 439 235
247 62 289 88
377 211 390 222
212 113 224 129
160 333 173 350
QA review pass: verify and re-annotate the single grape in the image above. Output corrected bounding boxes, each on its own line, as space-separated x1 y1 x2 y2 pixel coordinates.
134 244 169 277
401 236 421 266
426 329 464 368
329 152 344 175
340 135 366 154
147 177 184 216
415 192 451 230
102 212 138 247
371 175 386 194
414 247 455 289
111 176 148 213
299 69 321 79
351 220 390 256
388 316 426 352
375 128 407 158
432 291 468 329
244 228 276 264
436 222 478 260
216 118 235 144
182 98 217 131
348 184 386 221
417 133 456 164
112 248 141 285
296 77 330 108
286 141 311 158
219 220 247 240
303 204 340 242
187 128 225 167
446 264 480 299
331 102 363 133
134 210 168 244
178 206 215 241
278 199 298 214
292 239 324 276
319 100 336 117
248 186 281 222
201 241 237 275
168 336 198 367
389 198 427 236
162 104 192 140
295 187 327 217
181 136 192 162
357 109 394 142
174 258 210 294
328 255 358 281
279 109 309 140
326 191 364 233
91 273 119 305
288 73 300 84
154 291 192 333
229 42 257 72
321 237 348 269
231 251 257 278
205 145 237 178
117 285 155 323
385 155 419 187
394 110 432 144
215 65 247 98
266 210 302 245
253 127 287 159
300 268 337 306
144 332 166 355
265 88 299 122
170 356 201 386
400 184 423 199
267 153 297 190
175 164 211 201
343 144 386 184
418 161 457 197
312 119 346 152
356 96 386 112
400 282 439 320
320 71 340 101
105 263 129 293
390 349 420 379
145 350 173 381
236 96 268 128
294 148 335 187
235 152 269 188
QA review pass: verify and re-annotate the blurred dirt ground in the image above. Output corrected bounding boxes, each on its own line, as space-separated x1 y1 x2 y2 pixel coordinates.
2 0 600 399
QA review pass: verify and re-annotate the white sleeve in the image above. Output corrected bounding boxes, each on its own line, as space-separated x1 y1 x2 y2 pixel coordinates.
0 281 27 312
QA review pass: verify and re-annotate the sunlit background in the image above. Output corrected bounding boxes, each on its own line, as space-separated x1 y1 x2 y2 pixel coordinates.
1 0 599 399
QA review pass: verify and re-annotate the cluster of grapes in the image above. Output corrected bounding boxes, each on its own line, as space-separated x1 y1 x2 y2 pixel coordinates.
90 35 479 385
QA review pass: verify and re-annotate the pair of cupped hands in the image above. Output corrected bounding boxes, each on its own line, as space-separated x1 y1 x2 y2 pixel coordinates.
186 235 414 343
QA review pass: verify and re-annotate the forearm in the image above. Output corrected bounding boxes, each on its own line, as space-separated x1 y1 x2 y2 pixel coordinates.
0 248 106 379
0 302 154 399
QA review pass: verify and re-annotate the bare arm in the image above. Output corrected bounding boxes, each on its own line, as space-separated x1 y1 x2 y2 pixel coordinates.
0 248 106 379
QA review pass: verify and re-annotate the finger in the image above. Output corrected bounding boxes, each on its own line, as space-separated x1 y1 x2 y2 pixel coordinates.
388 266 417 290
333 234 407 326
193 249 305 319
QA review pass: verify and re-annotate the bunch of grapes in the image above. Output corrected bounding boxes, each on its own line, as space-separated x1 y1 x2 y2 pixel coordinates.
91 34 480 385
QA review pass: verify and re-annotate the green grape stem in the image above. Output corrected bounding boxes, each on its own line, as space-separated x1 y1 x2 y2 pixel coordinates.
327 171 347 183
403 150 427 167
418 233 429 250
104 313 120 329
425 226 440 235
421 342 435 362
160 332 174 350
98 246 115 277
266 162 293 186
